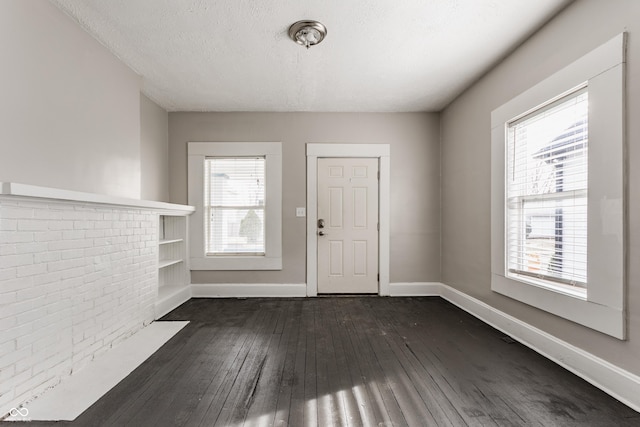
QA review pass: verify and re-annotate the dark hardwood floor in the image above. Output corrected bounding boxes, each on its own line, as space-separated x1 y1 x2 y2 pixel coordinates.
6 297 639 426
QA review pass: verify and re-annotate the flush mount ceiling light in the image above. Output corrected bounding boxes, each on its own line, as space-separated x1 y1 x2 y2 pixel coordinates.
288 20 327 49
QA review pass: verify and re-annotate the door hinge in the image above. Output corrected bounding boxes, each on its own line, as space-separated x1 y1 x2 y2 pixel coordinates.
377 171 380 180
377 223 380 231
377 274 380 282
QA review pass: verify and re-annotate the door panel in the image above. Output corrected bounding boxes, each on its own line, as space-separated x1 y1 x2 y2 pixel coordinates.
317 158 379 293
329 188 343 227
330 241 344 276
353 240 368 276
353 187 368 228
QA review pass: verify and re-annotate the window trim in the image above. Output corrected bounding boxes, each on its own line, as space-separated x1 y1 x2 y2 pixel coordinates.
188 142 282 270
490 33 626 339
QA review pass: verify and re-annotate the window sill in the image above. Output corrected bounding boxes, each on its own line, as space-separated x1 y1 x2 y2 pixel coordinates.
492 273 624 339
506 272 587 300
190 256 282 271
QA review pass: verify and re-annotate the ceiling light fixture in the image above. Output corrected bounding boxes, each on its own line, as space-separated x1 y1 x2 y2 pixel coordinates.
288 20 327 49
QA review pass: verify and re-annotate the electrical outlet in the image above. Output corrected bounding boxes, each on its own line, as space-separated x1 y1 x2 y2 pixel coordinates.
296 207 306 217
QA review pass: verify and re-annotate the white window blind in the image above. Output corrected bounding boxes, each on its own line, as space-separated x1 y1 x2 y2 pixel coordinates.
506 87 588 289
204 157 266 255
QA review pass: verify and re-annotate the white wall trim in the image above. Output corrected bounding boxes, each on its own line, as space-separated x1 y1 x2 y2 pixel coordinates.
437 283 640 413
305 143 391 297
307 143 390 157
191 283 307 298
388 282 442 296
187 142 283 271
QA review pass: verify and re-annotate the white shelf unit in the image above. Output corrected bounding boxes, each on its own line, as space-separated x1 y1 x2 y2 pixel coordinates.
156 214 191 318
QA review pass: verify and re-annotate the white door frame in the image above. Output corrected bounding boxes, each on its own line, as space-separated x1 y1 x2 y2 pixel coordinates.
306 143 390 296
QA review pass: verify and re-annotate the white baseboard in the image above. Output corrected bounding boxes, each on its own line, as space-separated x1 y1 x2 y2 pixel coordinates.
191 283 307 298
437 283 640 413
388 282 442 296
155 286 192 319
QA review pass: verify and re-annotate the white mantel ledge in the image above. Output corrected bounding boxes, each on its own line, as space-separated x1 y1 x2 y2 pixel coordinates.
0 182 194 215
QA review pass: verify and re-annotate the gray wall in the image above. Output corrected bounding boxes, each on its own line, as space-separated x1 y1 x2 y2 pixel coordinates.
441 0 640 375
0 0 142 199
140 94 169 202
169 112 441 285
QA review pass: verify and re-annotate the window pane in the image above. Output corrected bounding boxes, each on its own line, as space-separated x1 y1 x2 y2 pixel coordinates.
206 158 265 207
204 157 266 255
207 208 265 255
507 196 587 285
506 89 588 288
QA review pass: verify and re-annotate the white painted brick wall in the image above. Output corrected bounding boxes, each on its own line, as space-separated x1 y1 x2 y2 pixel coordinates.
0 197 158 416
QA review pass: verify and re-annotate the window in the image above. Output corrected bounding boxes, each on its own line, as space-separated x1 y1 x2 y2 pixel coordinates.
204 157 266 255
491 33 625 339
188 142 282 270
506 88 588 296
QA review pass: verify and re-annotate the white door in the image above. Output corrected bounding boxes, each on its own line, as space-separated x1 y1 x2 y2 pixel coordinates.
317 158 379 293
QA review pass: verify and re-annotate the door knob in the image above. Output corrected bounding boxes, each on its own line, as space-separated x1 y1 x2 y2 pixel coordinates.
318 231 326 236
318 219 325 228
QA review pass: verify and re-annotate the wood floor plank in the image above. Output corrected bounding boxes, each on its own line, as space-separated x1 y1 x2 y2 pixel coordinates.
271 301 304 427
359 299 443 426
211 304 281 427
401 301 525 425
378 300 497 425
391 299 566 425
334 298 402 426
371 298 482 426
242 300 298 427
344 299 422 426
325 301 365 427
335 299 408 426
394 298 546 426
315 299 345 427
89 324 214 427
286 301 311 427
119 325 236 426
148 326 240 426
302 300 319 427
183 302 273 426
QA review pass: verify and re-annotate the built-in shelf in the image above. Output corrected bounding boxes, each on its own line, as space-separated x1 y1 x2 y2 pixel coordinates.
158 259 183 269
156 214 191 319
159 238 184 245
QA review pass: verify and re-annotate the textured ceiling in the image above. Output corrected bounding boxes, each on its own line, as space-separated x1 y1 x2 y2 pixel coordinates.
50 0 572 112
